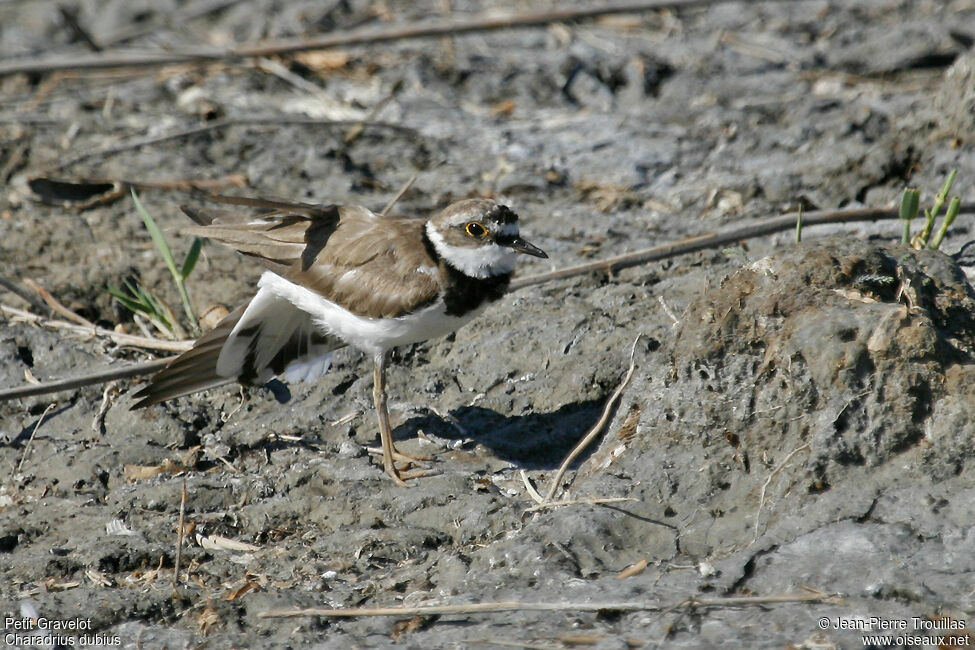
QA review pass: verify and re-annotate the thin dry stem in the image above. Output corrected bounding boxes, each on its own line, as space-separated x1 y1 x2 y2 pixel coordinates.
657 295 680 326
0 1 789 77
174 479 187 588
17 403 56 473
258 591 839 618
380 174 418 216
509 203 975 291
524 497 637 513
753 443 811 541
541 336 642 502
255 57 330 99
520 470 545 503
91 381 119 435
1 303 192 352
22 278 96 328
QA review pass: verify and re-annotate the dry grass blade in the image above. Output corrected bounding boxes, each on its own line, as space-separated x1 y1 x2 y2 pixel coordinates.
174 479 187 588
17 402 56 473
0 303 192 352
21 278 95 327
541 336 642 502
523 497 637 513
753 443 811 541
380 174 417 216
509 203 975 292
258 591 840 618
0 357 171 402
520 470 545 503
0 0 801 77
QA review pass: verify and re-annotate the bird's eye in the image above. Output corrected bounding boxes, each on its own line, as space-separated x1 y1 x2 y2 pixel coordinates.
465 221 487 238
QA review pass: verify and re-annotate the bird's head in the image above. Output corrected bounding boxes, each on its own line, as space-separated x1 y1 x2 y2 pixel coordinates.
425 199 547 278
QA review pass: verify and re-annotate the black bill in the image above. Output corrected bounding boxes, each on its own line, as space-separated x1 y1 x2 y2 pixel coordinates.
500 234 548 258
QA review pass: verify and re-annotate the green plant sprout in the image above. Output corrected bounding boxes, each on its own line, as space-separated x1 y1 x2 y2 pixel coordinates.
108 278 184 339
899 188 920 245
929 196 961 250
900 169 960 250
109 190 202 339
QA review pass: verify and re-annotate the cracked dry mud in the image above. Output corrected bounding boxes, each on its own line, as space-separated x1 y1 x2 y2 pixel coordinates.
2 1 975 648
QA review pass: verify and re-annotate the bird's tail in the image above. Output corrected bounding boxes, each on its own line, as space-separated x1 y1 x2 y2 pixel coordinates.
131 282 345 409
130 304 246 408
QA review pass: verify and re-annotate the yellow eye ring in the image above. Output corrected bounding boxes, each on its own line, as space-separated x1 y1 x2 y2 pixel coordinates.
465 221 488 238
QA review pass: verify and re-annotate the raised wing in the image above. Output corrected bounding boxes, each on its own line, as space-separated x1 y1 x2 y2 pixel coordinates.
131 294 346 408
180 200 341 275
181 199 443 319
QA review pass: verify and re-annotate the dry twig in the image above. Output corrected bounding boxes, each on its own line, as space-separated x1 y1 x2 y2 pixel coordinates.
17 403 57 473
258 591 839 618
509 203 975 291
380 174 418 216
753 443 811 541
1 0 800 77
22 278 96 328
540 336 642 503
174 479 187 588
0 303 192 353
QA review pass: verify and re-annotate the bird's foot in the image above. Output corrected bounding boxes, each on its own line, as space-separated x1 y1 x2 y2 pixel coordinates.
366 447 434 465
366 446 434 464
385 465 411 487
392 448 433 463
388 466 442 484
367 446 438 485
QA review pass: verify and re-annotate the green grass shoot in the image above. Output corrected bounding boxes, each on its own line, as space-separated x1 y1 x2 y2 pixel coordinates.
899 188 919 245
901 169 960 250
107 279 184 339
111 189 202 339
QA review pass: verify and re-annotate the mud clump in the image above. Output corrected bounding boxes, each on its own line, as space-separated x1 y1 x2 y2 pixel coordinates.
587 239 975 557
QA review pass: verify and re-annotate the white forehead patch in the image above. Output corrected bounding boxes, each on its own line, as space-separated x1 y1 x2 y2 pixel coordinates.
425 222 518 279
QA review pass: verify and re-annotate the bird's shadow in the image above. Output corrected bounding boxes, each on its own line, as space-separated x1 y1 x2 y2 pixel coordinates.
2 404 73 448
394 399 608 470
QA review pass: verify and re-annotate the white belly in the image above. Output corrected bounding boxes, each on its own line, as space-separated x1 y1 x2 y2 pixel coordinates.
259 271 479 357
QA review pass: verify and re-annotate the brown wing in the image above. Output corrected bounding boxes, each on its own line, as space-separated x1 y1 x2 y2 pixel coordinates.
285 215 444 318
181 200 443 318
180 200 341 275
